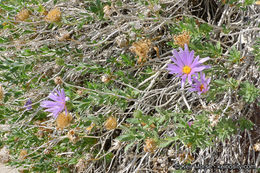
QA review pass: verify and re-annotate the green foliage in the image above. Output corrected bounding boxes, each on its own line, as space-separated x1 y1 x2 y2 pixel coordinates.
215 117 237 141
237 117 254 131
208 78 239 101
253 38 260 70
239 81 259 103
228 47 241 64
86 0 105 20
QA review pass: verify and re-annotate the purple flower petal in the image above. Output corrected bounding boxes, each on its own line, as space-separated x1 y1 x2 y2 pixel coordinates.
24 99 32 110
189 73 211 95
167 44 211 88
40 88 69 119
167 64 182 74
187 74 192 85
191 66 207 73
198 57 210 64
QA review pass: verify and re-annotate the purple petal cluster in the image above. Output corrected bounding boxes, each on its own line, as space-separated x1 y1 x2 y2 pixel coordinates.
40 89 69 119
24 99 32 110
187 121 193 127
190 73 211 95
167 44 210 88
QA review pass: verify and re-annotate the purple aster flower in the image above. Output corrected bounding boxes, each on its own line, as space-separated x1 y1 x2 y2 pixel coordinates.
167 44 210 88
189 72 211 95
187 121 193 127
40 89 69 119
24 99 32 110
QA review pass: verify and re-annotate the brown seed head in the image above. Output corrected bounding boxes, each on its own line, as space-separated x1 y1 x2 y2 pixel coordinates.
174 31 190 48
56 112 72 130
54 76 63 85
144 138 157 153
45 8 61 22
16 9 30 21
130 39 151 64
104 116 117 130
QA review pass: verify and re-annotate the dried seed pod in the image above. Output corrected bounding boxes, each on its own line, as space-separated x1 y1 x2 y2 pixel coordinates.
0 85 4 101
174 31 190 48
115 35 128 48
144 138 157 153
57 30 70 41
101 74 111 83
19 149 27 161
130 39 151 64
0 146 10 163
54 76 63 85
76 89 84 96
253 143 260 151
56 112 73 130
104 116 117 130
167 149 174 156
209 114 220 127
153 46 160 58
35 130 44 138
133 21 142 30
45 8 61 22
152 4 161 12
67 129 79 144
103 5 112 18
111 139 121 150
16 9 30 21
76 158 87 173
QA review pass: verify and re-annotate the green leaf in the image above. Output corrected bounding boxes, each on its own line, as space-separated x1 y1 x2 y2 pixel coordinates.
124 141 135 153
159 137 178 148
116 134 135 141
133 110 143 119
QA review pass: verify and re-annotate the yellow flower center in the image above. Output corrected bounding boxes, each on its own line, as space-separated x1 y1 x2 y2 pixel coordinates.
200 84 204 91
182 65 191 74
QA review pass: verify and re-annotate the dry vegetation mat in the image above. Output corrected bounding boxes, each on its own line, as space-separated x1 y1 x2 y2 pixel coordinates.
0 0 260 172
